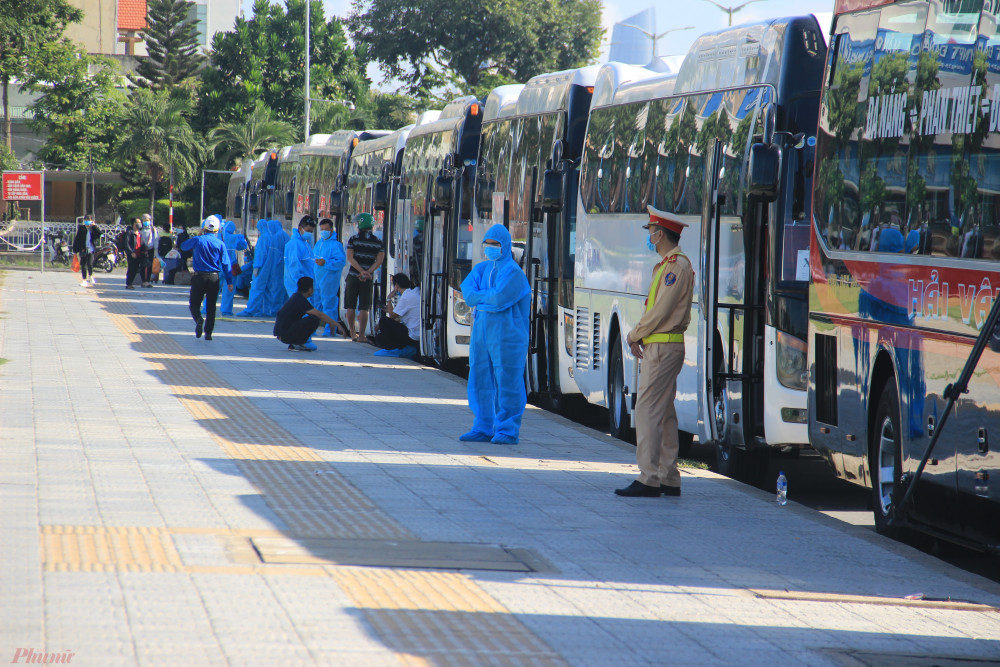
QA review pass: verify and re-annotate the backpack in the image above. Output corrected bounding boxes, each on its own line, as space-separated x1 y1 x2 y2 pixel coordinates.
114 229 129 253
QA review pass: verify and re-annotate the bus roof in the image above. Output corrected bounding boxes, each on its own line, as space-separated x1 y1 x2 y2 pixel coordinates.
349 125 413 158
833 0 893 13
278 144 303 161
674 15 825 95
591 62 670 108
515 65 600 116
483 85 524 123
407 96 480 141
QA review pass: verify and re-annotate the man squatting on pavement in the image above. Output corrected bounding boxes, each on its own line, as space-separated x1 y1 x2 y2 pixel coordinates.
181 215 233 341
274 276 344 351
615 205 694 498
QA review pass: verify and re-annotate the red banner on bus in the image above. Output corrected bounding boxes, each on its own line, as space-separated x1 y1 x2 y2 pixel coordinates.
834 0 894 13
2 172 43 201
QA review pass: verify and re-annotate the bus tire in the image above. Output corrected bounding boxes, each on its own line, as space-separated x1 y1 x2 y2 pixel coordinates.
870 380 903 538
678 431 694 459
715 442 769 488
607 337 634 443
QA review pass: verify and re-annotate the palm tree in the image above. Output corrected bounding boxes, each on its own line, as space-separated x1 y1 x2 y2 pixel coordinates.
114 88 202 217
206 105 297 169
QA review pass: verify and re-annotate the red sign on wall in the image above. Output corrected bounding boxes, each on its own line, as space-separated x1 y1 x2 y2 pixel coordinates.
2 172 43 201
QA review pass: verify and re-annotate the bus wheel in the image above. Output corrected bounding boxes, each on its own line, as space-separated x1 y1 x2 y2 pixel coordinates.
607 338 634 442
715 442 769 488
678 431 694 459
870 381 902 537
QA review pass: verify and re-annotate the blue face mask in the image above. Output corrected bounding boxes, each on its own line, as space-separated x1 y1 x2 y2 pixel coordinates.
646 240 656 252
142 221 150 228
319 230 332 240
484 245 502 261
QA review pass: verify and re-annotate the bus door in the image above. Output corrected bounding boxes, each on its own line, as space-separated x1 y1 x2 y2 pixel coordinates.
701 139 763 450
422 188 450 362
526 166 555 396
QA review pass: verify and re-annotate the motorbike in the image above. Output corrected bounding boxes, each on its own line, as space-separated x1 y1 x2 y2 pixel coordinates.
94 242 125 273
47 231 71 266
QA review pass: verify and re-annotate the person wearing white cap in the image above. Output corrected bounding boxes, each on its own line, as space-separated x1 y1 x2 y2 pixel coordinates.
616 205 693 498
180 215 233 340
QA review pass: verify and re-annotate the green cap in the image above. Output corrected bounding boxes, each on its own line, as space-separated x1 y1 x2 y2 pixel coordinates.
354 212 374 230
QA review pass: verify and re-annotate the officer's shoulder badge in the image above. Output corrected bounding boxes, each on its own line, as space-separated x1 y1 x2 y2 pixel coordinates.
663 271 677 286
666 255 677 263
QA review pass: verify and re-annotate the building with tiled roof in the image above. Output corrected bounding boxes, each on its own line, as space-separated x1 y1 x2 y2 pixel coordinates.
118 0 147 55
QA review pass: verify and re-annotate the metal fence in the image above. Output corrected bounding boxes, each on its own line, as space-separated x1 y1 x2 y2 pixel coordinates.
0 220 126 264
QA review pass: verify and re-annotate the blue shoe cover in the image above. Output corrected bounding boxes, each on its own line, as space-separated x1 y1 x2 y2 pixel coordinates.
301 341 318 351
373 348 393 357
459 429 493 442
491 434 519 445
398 345 418 358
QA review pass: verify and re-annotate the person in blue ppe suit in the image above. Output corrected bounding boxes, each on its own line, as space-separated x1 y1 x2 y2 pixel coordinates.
459 224 531 445
237 219 272 317
265 220 289 316
313 217 347 336
220 220 248 315
284 216 317 300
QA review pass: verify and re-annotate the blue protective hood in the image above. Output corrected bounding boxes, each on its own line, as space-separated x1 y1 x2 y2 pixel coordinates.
464 223 530 314
225 221 236 235
255 220 267 234
484 223 512 260
268 220 287 250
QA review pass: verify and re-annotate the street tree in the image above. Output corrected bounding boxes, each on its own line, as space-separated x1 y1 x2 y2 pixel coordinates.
206 104 298 169
23 40 126 171
0 0 82 149
348 0 603 97
113 89 203 218
198 0 368 137
135 0 206 90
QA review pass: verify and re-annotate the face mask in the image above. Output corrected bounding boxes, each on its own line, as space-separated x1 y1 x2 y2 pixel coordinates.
484 245 502 261
647 240 657 252
320 230 332 240
142 222 150 228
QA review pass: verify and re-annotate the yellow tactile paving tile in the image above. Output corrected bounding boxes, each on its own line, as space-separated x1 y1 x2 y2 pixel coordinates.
331 568 566 666
331 568 507 613
40 526 184 573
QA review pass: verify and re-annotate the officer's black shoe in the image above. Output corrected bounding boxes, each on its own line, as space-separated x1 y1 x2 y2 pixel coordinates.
660 485 681 497
195 320 203 338
614 481 662 497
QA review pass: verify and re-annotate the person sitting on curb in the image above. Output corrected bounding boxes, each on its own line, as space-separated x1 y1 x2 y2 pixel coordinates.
273 276 346 352
374 272 420 358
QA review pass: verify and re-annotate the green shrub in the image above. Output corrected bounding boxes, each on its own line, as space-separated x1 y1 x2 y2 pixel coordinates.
117 199 197 230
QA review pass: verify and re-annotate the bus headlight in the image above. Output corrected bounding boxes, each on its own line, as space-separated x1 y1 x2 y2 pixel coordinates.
564 312 574 355
453 290 473 325
776 331 807 390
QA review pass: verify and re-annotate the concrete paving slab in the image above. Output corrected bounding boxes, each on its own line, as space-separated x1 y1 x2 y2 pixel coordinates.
3 271 1000 666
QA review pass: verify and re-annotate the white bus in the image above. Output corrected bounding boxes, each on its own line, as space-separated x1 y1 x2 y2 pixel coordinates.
572 17 827 483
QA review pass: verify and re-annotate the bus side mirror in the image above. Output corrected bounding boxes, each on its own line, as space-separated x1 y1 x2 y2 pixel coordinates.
435 170 454 211
542 162 572 213
248 192 258 212
373 181 389 212
476 176 493 213
285 191 294 219
747 143 780 203
328 189 344 215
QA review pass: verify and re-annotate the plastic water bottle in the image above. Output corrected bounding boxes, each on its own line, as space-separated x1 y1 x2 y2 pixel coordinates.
776 471 788 506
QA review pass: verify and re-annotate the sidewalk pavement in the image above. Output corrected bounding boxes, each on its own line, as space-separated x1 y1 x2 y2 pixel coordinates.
1 270 999 666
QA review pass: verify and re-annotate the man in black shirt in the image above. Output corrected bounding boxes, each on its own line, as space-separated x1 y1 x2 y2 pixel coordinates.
274 276 344 351
345 212 385 341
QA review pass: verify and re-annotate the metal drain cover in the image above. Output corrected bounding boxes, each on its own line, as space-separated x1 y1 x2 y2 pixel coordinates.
828 650 1000 666
251 537 534 572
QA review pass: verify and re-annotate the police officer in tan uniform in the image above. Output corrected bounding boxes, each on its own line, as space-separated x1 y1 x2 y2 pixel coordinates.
616 205 694 497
